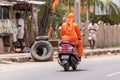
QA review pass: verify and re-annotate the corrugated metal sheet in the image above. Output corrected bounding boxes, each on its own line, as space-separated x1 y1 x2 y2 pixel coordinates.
27 1 46 5
0 0 46 6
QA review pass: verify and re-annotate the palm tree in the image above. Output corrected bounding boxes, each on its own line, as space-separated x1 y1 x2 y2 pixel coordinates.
81 0 120 21
104 0 120 14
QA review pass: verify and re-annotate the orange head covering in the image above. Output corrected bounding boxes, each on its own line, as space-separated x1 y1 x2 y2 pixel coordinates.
65 13 74 31
67 13 74 22
68 13 74 19
66 13 74 25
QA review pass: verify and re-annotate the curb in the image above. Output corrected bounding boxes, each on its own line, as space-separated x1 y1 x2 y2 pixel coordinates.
0 48 120 62
2 57 31 62
83 48 120 57
54 48 120 59
0 53 31 62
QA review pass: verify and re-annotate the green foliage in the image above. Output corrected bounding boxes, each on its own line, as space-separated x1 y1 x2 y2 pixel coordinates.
37 0 66 29
61 0 74 6
50 3 67 39
81 0 120 24
36 0 120 31
36 0 52 24
94 14 120 25
52 3 67 29
110 13 120 24
81 13 86 22
3 7 9 19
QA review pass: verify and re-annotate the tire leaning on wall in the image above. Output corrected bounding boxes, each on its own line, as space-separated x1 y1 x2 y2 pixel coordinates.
31 41 54 61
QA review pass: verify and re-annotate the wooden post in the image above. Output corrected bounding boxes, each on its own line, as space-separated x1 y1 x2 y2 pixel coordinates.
0 37 4 53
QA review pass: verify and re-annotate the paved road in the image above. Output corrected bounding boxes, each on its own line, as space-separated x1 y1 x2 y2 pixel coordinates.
0 55 120 80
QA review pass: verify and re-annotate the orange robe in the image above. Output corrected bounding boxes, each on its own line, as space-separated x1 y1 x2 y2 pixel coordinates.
60 21 83 57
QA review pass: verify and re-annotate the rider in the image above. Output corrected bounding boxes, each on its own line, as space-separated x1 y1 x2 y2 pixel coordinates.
60 13 83 60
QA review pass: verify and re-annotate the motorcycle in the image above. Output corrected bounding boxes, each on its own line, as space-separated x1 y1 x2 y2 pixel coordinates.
58 40 80 71
58 26 86 71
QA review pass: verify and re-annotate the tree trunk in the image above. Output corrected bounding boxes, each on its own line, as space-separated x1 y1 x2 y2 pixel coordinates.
25 9 35 47
38 5 52 36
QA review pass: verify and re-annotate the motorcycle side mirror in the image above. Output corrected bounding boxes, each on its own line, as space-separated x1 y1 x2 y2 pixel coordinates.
58 26 61 30
80 27 86 31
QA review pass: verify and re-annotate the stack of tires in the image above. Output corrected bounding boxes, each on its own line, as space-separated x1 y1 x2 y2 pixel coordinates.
30 36 54 61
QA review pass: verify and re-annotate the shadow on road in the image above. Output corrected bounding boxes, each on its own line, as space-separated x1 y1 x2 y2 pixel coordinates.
58 69 89 72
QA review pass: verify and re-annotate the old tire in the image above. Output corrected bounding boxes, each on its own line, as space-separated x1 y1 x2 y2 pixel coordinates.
31 41 54 61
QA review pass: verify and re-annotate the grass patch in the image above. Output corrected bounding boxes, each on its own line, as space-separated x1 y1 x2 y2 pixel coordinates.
0 60 8 64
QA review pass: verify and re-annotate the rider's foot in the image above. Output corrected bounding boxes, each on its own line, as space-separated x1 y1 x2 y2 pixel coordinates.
78 57 81 62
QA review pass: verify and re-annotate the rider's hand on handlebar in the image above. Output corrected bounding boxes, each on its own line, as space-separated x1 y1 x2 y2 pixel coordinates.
81 33 85 36
78 38 81 40
82 33 85 36
58 40 62 45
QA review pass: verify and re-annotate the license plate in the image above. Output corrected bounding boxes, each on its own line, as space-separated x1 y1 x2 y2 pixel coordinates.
61 55 69 59
62 60 68 64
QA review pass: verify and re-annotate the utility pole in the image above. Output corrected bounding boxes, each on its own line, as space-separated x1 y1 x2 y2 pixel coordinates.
74 0 81 27
0 6 2 19
68 0 70 14
86 1 89 23
119 0 120 8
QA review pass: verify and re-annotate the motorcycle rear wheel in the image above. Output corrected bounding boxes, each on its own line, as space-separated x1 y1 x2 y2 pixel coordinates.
64 64 69 71
72 65 77 70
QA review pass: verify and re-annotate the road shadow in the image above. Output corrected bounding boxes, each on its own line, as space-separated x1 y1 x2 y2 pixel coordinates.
57 68 89 72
